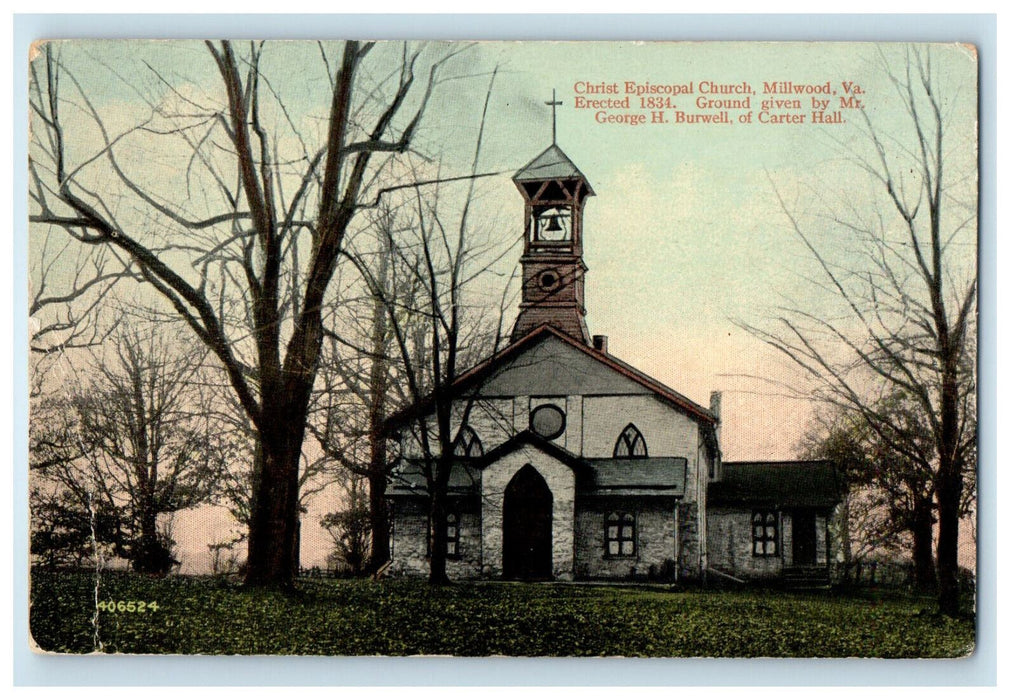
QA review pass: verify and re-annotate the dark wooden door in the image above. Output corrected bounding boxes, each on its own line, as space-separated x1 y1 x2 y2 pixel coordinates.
792 510 817 566
503 465 553 580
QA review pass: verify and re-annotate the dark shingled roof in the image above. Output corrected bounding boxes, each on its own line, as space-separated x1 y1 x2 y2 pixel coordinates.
709 461 843 509
513 144 592 188
389 432 686 498
583 458 686 497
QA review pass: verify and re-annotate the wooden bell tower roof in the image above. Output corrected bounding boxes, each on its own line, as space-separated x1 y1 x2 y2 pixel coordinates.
513 144 595 193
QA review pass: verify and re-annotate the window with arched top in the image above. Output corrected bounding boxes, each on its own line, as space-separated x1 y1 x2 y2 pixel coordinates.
452 426 483 458
604 511 637 557
752 510 779 557
613 424 647 458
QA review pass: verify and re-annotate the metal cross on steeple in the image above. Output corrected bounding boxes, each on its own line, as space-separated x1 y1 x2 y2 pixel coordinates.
545 89 563 144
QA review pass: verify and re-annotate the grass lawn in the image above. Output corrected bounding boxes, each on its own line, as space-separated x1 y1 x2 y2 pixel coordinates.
29 569 974 657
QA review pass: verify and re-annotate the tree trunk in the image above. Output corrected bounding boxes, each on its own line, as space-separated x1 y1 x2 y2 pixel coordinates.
368 468 390 573
366 273 391 574
935 355 964 617
365 387 390 573
133 498 163 575
936 467 964 616
428 490 449 585
245 420 302 589
911 496 937 591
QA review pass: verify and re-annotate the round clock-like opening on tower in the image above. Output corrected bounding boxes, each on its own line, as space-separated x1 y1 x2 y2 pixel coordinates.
538 271 559 291
530 404 566 440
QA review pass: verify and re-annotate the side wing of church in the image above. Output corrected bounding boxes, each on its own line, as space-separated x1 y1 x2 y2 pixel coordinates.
385 137 844 586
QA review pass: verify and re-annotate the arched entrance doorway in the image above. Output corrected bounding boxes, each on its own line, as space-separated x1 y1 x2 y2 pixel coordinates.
502 465 553 580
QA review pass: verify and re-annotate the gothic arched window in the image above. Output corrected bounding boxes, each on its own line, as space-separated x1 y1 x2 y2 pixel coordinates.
452 426 483 458
613 424 647 458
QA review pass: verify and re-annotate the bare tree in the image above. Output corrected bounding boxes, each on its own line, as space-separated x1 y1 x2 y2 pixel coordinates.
320 68 516 584
310 205 418 574
742 46 977 615
209 377 340 573
30 323 229 574
30 474 125 570
29 40 493 587
29 230 131 359
378 194 503 584
30 377 129 567
365 111 518 584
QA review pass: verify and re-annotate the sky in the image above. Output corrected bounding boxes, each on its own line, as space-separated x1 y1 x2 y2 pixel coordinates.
29 40 979 571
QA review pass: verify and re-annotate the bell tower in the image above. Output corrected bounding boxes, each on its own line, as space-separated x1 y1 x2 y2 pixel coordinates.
510 92 596 345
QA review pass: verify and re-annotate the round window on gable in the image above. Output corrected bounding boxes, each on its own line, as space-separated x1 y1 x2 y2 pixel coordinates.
530 404 566 440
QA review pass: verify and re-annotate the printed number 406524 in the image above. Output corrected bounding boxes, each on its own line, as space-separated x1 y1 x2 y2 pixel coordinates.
96 600 159 613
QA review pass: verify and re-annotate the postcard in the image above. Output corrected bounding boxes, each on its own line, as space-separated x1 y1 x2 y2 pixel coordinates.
27 39 977 657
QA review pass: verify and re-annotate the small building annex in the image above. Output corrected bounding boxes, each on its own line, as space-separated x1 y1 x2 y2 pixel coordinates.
386 138 844 585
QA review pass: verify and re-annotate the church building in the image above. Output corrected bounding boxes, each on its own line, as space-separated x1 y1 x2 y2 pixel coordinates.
386 134 843 586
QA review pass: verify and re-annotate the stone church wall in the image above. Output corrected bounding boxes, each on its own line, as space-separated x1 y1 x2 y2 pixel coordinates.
678 501 701 578
574 499 681 581
389 499 428 576
581 395 699 459
389 498 482 579
706 506 783 580
480 447 576 580
706 507 833 580
397 399 515 460
391 491 703 582
457 399 515 453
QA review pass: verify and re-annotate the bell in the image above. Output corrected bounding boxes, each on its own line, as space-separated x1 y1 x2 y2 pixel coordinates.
544 214 563 233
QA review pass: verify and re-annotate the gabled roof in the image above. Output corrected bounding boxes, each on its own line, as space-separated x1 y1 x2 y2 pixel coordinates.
513 144 593 191
385 324 716 430
708 461 844 509
389 431 587 498
389 432 687 498
390 431 589 496
474 430 592 473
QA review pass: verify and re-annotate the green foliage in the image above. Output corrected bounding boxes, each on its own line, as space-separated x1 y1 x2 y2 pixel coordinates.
30 488 127 568
320 475 371 575
30 570 973 657
129 534 179 576
802 396 940 567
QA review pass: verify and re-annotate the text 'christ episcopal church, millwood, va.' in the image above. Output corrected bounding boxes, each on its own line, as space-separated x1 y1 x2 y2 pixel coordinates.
383 121 845 586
